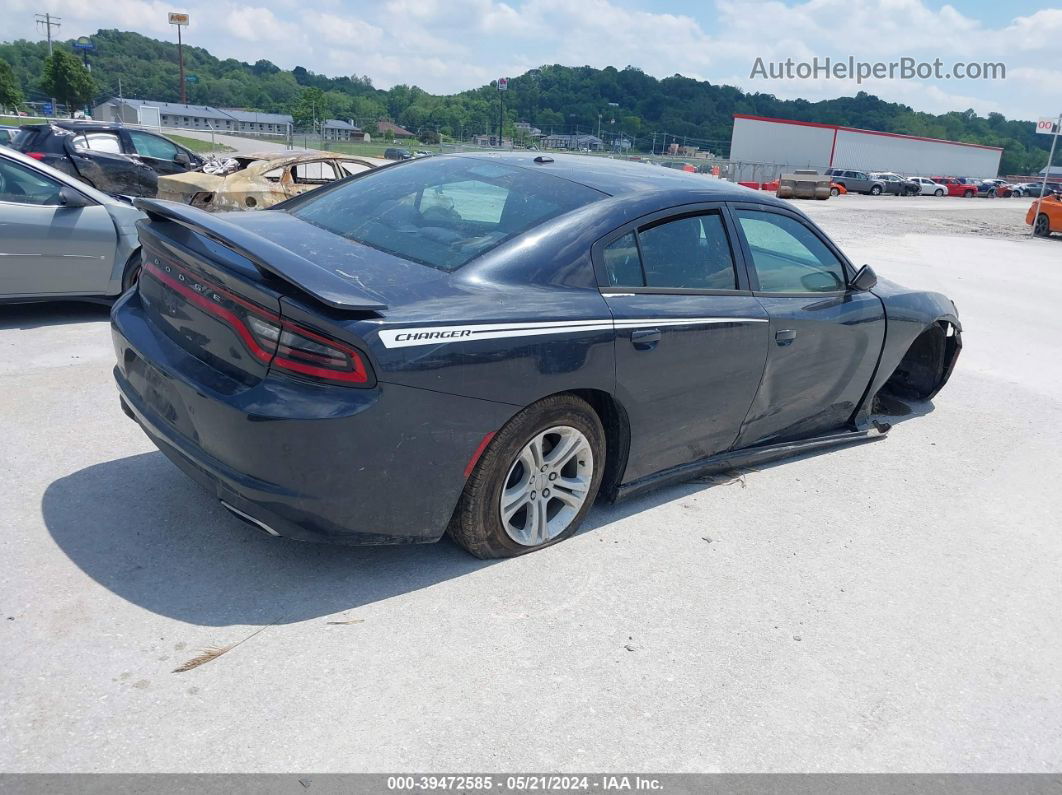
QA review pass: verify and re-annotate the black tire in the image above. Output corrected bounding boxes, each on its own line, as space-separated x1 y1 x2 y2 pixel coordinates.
963 190 975 198
934 188 945 197
830 187 839 196
448 394 606 559
870 185 882 195
1034 213 1051 237
121 249 142 292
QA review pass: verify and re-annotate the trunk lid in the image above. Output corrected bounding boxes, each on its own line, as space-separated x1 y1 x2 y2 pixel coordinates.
134 200 398 387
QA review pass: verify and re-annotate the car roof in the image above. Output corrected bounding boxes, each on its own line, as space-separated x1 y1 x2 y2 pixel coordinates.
449 151 770 202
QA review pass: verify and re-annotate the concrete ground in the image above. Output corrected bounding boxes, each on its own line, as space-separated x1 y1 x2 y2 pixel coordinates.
2 196 1060 772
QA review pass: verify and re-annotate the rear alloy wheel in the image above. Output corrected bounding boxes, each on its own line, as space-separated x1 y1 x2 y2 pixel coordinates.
964 190 975 198
830 187 840 197
870 185 882 195
448 395 605 559
1034 213 1051 237
934 189 945 196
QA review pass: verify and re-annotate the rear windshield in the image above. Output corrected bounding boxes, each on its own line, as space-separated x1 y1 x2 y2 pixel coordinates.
288 156 604 271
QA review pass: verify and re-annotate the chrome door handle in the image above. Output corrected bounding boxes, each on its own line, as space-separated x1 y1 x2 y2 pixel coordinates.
631 328 661 350
775 329 797 346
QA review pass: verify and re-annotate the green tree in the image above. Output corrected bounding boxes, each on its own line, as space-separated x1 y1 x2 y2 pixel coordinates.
40 49 95 115
0 58 23 111
292 87 326 129
0 58 24 112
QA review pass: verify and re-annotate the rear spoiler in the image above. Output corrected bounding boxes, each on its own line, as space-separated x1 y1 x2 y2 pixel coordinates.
134 198 388 312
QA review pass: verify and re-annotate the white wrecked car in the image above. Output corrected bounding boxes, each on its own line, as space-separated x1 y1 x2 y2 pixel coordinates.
156 151 389 211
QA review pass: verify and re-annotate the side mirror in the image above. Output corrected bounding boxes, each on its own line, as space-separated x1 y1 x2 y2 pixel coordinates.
174 151 191 166
850 264 878 292
57 185 91 208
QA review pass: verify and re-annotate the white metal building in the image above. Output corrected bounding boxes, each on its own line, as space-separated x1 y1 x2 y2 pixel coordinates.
728 114 1003 181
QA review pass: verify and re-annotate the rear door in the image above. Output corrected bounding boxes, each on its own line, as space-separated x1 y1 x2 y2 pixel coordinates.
729 204 885 446
592 204 770 480
0 154 117 296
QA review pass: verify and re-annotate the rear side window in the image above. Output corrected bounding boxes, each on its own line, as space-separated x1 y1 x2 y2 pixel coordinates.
601 211 738 290
289 157 603 271
72 132 123 154
293 161 339 184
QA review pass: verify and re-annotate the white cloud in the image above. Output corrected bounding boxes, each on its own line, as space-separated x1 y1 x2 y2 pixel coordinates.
1 0 1057 119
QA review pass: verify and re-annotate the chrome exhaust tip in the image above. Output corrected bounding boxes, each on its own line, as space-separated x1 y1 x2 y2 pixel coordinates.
220 501 282 537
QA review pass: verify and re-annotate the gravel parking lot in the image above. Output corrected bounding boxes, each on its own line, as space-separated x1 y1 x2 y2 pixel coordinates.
2 194 1060 772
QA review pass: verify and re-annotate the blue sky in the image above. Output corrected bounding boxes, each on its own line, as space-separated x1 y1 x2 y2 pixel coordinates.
4 0 1060 120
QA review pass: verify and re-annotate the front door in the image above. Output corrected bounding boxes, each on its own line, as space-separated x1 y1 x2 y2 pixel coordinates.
0 156 116 297
729 205 885 447
593 205 771 481
124 130 188 176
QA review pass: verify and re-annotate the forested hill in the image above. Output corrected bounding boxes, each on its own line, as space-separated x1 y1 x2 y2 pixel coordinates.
0 29 1051 173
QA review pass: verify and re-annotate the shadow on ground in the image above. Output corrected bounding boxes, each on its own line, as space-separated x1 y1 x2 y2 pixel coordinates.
0 301 111 330
41 395 933 627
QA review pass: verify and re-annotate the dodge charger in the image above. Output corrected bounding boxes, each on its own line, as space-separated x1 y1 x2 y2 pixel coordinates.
111 153 961 558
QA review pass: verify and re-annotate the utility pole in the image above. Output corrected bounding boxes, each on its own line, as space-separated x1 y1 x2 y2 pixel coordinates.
168 13 189 105
36 13 61 115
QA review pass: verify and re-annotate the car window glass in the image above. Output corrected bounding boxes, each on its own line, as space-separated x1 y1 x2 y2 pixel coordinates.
735 210 845 293
0 156 63 205
419 180 508 224
290 157 603 271
72 132 123 154
636 213 737 290
602 232 644 287
128 130 179 160
293 161 339 184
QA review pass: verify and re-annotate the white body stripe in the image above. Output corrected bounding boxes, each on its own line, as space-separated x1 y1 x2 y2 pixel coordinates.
377 317 768 349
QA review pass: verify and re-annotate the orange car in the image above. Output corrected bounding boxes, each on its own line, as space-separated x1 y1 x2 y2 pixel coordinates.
830 182 848 196
1027 194 1062 237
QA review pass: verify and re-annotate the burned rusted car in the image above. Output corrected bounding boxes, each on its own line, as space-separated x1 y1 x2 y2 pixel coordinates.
156 152 389 211
776 169 832 200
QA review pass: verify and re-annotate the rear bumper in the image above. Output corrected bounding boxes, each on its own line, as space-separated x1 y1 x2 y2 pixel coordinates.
111 290 517 545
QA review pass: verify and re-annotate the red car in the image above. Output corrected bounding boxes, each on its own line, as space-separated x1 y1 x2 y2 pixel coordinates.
930 177 979 198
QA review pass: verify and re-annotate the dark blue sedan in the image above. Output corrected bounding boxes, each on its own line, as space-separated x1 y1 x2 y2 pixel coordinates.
111 153 961 558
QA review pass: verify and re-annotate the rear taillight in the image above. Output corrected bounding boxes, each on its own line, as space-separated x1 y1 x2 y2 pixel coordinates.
25 152 46 160
143 258 370 385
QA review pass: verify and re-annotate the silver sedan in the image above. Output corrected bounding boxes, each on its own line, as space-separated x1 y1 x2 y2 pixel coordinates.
0 147 143 302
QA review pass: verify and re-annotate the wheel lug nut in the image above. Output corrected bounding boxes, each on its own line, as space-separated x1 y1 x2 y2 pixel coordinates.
530 491 537 500
540 465 548 473
543 488 550 497
548 472 557 481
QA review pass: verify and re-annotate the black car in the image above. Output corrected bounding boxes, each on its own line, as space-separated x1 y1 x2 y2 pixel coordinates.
112 153 961 558
871 173 920 196
383 147 412 161
13 121 202 196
